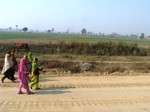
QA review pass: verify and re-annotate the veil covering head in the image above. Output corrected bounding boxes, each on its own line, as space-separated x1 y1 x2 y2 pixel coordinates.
1 54 13 74
18 53 29 81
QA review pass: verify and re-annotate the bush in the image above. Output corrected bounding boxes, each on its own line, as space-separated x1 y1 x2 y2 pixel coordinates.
1 41 148 56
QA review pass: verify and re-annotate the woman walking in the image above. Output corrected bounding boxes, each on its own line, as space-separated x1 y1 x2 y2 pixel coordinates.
30 58 42 90
17 54 34 95
1 51 15 83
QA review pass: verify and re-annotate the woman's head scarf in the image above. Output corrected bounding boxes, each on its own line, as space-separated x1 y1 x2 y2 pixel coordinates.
1 54 13 74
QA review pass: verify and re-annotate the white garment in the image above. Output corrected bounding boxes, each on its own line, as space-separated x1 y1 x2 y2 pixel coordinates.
1 54 13 74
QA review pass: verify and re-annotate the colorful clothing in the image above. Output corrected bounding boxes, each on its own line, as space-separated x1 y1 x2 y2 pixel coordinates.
17 55 34 94
30 58 41 89
27 52 33 63
27 52 33 73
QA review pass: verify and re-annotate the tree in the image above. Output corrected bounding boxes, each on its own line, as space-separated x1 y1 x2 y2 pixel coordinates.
140 33 144 39
47 30 51 33
81 28 87 35
22 27 28 33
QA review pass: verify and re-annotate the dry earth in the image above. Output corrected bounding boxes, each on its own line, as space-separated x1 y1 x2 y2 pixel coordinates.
1 72 150 112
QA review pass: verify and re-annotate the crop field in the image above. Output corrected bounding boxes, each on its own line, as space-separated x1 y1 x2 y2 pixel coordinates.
0 33 150 47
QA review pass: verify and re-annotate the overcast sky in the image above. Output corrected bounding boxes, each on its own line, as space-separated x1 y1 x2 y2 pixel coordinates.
0 0 150 35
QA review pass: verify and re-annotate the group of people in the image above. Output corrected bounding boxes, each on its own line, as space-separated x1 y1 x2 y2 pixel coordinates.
1 51 43 95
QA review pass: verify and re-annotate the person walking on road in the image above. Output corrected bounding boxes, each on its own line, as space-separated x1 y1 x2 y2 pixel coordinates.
30 58 43 90
17 54 34 95
1 51 15 83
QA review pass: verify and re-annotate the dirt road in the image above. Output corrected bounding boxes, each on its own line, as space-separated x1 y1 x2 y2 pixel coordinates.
1 75 150 112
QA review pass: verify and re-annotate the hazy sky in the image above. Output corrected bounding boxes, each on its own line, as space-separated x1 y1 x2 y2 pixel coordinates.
0 0 150 35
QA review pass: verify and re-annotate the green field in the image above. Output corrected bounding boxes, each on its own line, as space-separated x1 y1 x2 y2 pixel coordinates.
0 33 150 47
0 33 150 73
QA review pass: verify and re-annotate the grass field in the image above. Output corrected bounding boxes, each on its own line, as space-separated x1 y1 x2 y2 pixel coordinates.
0 33 150 74
0 33 150 47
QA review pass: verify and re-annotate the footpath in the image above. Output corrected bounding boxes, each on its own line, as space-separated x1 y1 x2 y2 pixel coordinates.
1 75 150 112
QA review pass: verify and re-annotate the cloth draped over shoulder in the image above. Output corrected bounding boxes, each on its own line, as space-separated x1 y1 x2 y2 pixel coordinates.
31 58 39 76
27 52 33 63
1 54 13 74
18 58 29 81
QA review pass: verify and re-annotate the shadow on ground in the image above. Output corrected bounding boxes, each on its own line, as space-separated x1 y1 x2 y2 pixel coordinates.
34 88 71 95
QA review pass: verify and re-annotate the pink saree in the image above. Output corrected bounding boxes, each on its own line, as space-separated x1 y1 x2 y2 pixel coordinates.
18 57 33 94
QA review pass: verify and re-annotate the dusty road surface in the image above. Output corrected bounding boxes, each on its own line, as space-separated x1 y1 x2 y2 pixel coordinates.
1 74 150 112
